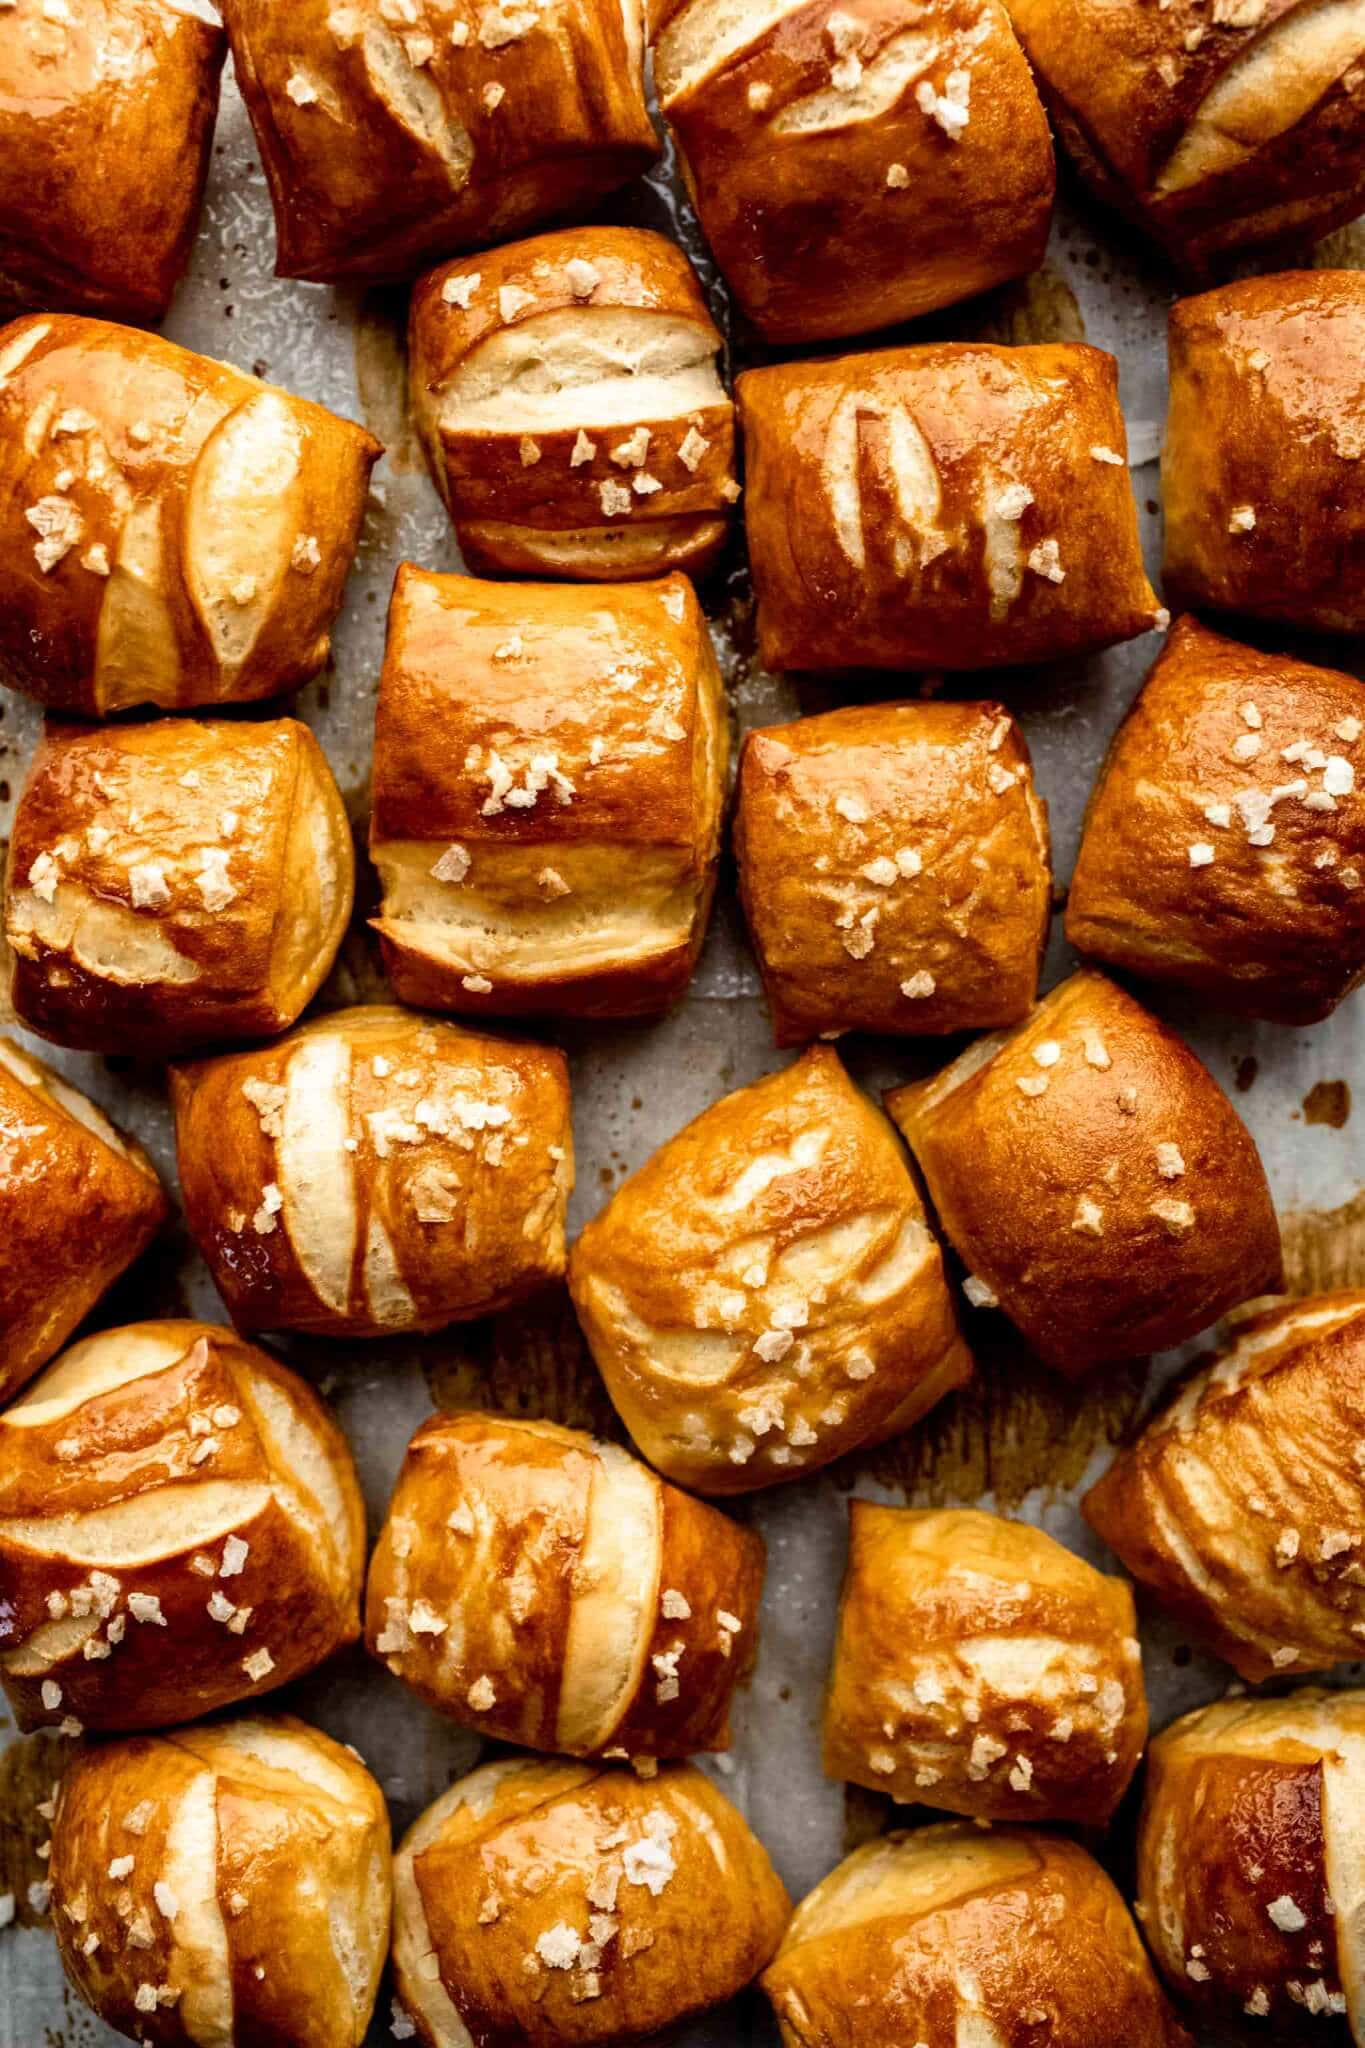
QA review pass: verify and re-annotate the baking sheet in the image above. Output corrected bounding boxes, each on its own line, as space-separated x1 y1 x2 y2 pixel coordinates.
3 62 1365 2048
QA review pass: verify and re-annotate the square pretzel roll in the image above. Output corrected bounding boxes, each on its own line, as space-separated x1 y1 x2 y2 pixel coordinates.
393 1757 791 2047
0 1036 167 1406
1006 0 1365 273
367 1411 765 1759
1164 271 1365 634
409 228 738 582
4 716 355 1057
737 342 1162 673
49 1715 392 2048
1085 1291 1365 1681
1136 1690 1365 2037
0 1320 365 1733
370 567 728 1018
735 700 1051 1045
0 313 381 713
0 0 226 321
651 0 1056 346
761 1824 1195 2048
1067 616 1365 1025
223 0 658 285
171 1005 573 1338
823 1503 1147 1824
886 968 1282 1377
568 1046 973 1495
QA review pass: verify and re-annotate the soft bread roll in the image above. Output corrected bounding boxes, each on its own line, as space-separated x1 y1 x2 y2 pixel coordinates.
0 1036 167 1406
391 1756 791 2046
0 1320 365 1732
0 313 381 712
652 0 1055 344
5 716 355 1056
223 0 658 284
1085 1291 1365 1681
171 1005 573 1338
1007 0 1365 273
49 1713 391 2048
761 1822 1195 2048
737 342 1162 673
886 968 1282 1376
568 1045 973 1495
1068 615 1365 1024
824 1503 1146 1824
370 567 727 1017
1137 1690 1365 2038
0 0 226 321
735 700 1051 1045
409 229 738 581
367 1411 765 1758
1164 272 1365 633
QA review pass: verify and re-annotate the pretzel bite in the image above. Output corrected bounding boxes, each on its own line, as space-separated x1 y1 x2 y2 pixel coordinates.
886 968 1282 1376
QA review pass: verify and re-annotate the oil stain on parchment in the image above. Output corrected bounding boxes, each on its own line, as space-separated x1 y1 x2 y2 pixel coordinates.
425 1285 627 1442
967 266 1087 347
838 1323 1147 1510
1303 1079 1352 1129
0 1730 68 1924
353 289 421 476
1280 1188 1365 1295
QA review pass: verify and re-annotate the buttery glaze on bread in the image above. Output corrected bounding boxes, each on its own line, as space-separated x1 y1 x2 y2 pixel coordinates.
651 0 1055 344
0 1320 365 1732
737 342 1161 672
49 1714 391 2048
392 1755 791 2046
1085 1291 1365 1681
1007 0 1365 272
1164 271 1365 633
0 1036 167 1406
735 700 1051 1044
5 717 354 1056
1068 615 1365 1024
0 0 226 320
824 1503 1146 1824
761 1823 1195 2048
409 229 738 581
1137 1690 1365 2038
367 1410 764 1758
172 1006 573 1338
0 313 380 712
224 0 658 284
568 1045 972 1495
886 968 1282 1376
370 567 727 1017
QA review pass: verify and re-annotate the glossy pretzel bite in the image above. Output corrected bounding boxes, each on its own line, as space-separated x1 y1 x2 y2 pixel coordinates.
1085 1291 1365 1681
370 566 728 1018
0 0 226 321
735 699 1051 1045
761 1823 1195 2048
1068 616 1365 1024
886 968 1283 1376
0 1036 167 1406
1007 0 1365 273
1137 1690 1365 2038
367 1410 764 1758
651 0 1055 344
0 313 380 712
0 1320 365 1732
1164 271 1365 634
737 341 1162 673
823 1502 1146 1824
392 1755 791 2046
49 1713 391 2048
171 1005 573 1338
5 717 355 1057
410 229 738 581
223 0 658 284
568 1045 973 1495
